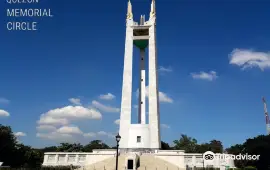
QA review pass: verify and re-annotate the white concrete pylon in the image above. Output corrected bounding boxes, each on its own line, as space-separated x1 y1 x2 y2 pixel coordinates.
150 0 156 19
148 8 161 149
120 0 160 150
119 8 134 149
127 0 133 20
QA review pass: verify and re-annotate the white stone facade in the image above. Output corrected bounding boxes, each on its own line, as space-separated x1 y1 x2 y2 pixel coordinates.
43 151 235 169
43 150 116 167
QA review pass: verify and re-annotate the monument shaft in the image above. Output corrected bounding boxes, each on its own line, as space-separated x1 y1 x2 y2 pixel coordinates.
119 0 161 151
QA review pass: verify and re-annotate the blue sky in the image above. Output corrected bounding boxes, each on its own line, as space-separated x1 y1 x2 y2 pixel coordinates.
0 0 270 149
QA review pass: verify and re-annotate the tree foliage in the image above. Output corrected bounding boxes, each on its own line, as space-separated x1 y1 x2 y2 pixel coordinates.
161 141 171 150
173 134 199 153
83 140 110 152
226 135 270 170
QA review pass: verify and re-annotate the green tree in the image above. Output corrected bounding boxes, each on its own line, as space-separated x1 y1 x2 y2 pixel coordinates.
161 141 171 150
226 144 246 168
226 135 270 170
0 124 18 166
173 134 198 153
56 143 83 152
83 140 110 152
196 143 210 153
208 140 223 153
41 146 58 152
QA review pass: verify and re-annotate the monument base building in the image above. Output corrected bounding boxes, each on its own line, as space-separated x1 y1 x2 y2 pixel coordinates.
43 1 235 169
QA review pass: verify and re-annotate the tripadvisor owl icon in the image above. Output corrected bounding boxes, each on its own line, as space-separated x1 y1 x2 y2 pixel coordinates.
203 151 215 161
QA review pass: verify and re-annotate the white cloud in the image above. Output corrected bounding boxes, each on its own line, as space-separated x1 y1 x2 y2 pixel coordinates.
191 71 218 81
0 98 10 104
37 132 73 141
133 105 138 109
114 119 120 125
99 93 116 100
37 106 102 125
92 100 120 113
37 126 84 141
159 66 173 73
107 133 115 138
97 131 108 136
96 131 115 138
0 109 9 117
57 125 83 135
36 125 57 131
83 132 96 138
229 48 270 70
15 132 27 137
69 98 81 105
159 92 174 103
161 124 170 129
38 116 69 126
136 87 173 103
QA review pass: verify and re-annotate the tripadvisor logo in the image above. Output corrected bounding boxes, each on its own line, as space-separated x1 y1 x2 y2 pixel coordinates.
203 151 260 161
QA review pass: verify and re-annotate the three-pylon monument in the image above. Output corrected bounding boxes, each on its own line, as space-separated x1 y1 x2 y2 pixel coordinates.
119 0 161 151
42 1 236 169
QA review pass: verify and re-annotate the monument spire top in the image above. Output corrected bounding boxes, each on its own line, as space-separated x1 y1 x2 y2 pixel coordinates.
150 0 156 19
127 0 133 20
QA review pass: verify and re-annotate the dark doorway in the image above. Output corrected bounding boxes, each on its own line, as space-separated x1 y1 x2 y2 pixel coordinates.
127 159 133 170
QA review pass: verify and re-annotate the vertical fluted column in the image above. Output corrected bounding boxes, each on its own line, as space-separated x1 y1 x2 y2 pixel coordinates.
119 20 134 149
148 18 161 149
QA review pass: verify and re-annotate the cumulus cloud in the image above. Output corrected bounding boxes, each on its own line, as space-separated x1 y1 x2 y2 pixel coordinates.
37 132 73 141
0 109 10 117
114 119 120 125
159 92 174 103
37 106 102 125
229 48 270 70
15 132 27 137
37 126 88 141
36 125 57 131
57 125 83 135
97 131 108 136
161 124 170 129
191 71 218 81
99 93 116 100
97 131 115 138
136 87 173 103
92 101 120 113
83 132 96 138
0 98 10 105
159 66 173 73
69 98 81 105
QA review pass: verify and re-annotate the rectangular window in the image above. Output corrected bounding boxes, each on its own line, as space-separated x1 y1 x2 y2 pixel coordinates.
137 136 141 143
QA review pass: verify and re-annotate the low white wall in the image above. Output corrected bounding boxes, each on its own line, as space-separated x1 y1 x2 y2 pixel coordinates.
184 153 236 168
86 154 114 165
43 152 89 166
92 149 116 154
43 151 116 167
154 151 235 169
155 150 186 168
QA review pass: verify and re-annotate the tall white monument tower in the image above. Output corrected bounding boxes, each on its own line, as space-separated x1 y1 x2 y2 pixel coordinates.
119 0 161 151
